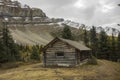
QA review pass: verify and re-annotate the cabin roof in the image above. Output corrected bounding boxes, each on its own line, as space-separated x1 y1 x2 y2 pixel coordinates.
59 38 91 51
43 37 91 51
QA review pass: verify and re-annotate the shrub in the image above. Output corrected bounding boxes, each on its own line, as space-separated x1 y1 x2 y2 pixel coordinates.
87 56 97 65
0 62 21 69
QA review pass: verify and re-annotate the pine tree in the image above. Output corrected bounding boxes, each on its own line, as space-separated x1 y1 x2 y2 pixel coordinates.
0 28 8 63
110 32 117 61
98 30 109 59
2 26 20 62
30 46 40 61
62 24 73 40
90 26 98 57
2 25 13 61
83 28 89 46
10 42 20 61
117 32 120 61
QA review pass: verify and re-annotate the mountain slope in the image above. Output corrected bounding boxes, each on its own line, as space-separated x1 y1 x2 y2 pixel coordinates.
9 25 55 45
8 23 80 45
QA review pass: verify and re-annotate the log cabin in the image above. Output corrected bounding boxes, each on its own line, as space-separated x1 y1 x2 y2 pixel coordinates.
42 37 91 67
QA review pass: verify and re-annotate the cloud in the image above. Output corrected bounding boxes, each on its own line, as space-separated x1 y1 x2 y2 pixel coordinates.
18 0 120 26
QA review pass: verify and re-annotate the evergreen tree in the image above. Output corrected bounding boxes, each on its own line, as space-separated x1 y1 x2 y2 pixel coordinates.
2 25 13 61
10 42 20 61
83 28 89 46
62 24 73 40
1 26 20 62
30 46 40 61
0 29 8 63
110 32 117 61
117 32 120 61
98 30 109 59
90 26 98 57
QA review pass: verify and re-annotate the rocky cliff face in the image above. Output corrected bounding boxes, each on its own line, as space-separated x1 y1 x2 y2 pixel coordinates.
0 0 46 18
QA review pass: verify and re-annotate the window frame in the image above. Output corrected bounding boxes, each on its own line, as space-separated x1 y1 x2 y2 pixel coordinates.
55 51 65 58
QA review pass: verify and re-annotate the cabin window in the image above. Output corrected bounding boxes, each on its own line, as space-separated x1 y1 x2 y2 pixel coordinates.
55 51 64 57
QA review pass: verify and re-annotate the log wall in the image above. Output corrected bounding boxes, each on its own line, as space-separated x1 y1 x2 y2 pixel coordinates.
45 40 77 66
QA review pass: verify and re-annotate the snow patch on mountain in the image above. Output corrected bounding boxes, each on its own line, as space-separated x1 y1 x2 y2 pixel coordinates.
58 20 120 36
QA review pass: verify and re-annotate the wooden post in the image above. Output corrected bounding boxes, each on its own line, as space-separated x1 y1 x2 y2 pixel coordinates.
43 52 46 67
75 50 78 65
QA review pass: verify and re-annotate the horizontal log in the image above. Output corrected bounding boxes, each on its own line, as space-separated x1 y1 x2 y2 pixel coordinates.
46 52 76 54
46 62 76 66
46 63 75 66
46 55 75 57
45 56 77 61
46 48 75 51
46 58 76 61
46 61 76 63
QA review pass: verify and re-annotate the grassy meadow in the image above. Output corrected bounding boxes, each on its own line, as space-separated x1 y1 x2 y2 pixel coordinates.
0 60 119 80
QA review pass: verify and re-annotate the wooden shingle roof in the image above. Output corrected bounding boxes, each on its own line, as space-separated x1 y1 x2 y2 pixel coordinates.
59 38 91 51
43 37 91 51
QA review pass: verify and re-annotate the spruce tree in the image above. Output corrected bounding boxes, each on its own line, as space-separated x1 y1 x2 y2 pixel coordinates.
2 25 12 61
62 24 73 40
98 30 109 59
30 46 40 61
83 28 89 46
0 29 8 63
90 26 98 57
117 32 120 61
110 33 117 61
2 26 20 62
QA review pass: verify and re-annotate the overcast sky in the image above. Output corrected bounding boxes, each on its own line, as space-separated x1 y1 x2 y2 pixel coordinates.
18 0 120 26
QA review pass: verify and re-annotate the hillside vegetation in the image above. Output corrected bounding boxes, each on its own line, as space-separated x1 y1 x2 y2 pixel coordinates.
9 25 55 45
8 24 79 45
0 60 119 80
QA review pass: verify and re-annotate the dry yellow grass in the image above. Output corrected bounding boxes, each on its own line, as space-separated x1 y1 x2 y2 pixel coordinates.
0 60 120 80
